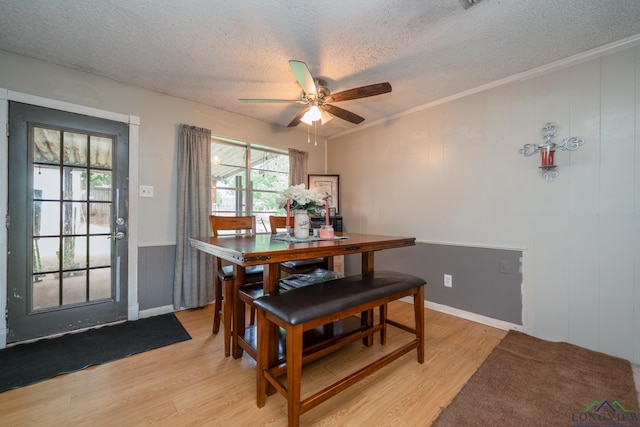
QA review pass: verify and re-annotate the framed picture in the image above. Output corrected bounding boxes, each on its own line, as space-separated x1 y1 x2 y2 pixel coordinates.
308 174 340 214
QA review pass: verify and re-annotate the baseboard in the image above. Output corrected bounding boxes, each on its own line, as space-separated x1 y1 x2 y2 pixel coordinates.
398 297 523 332
139 305 174 319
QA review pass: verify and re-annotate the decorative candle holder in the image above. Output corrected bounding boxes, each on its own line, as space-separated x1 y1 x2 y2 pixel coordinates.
520 122 584 182
319 224 334 239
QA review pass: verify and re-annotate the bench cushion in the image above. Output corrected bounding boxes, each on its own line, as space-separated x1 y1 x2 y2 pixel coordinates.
253 270 425 326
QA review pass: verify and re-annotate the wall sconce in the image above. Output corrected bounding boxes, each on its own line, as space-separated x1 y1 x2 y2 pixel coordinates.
520 122 585 182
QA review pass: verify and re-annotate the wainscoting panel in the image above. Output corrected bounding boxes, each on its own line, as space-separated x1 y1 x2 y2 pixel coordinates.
346 242 523 325
138 245 175 310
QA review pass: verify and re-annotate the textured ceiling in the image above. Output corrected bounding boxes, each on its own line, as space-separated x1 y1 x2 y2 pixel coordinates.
1 0 640 138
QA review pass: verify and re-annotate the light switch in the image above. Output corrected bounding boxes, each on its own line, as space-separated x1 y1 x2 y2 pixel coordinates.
139 185 154 198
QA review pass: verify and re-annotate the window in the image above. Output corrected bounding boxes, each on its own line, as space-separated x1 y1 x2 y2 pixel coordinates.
211 137 288 233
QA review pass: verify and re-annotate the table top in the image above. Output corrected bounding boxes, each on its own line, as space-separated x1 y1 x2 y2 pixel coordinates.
189 232 415 266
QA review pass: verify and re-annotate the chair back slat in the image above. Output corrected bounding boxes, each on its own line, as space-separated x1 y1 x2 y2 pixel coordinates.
268 215 291 234
210 215 256 237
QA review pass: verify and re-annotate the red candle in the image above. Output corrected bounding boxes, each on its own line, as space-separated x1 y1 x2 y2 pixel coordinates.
542 150 556 166
325 200 330 225
286 200 290 228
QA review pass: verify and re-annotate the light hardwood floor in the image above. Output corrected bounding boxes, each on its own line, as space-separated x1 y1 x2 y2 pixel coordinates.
0 302 506 426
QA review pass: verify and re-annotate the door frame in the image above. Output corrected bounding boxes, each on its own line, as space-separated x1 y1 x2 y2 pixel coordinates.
0 88 140 348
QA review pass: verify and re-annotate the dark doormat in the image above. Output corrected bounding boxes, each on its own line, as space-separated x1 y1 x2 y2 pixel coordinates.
0 313 191 393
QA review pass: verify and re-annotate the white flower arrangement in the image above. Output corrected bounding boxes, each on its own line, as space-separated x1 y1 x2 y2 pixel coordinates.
278 184 324 213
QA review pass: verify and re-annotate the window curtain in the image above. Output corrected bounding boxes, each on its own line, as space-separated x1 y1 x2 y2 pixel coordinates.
288 148 308 186
174 124 213 309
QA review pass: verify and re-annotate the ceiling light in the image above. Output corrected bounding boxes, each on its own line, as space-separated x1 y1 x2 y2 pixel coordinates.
301 105 322 124
320 110 333 125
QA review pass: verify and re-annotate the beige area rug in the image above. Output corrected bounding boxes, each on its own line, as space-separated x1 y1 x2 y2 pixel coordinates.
433 330 640 426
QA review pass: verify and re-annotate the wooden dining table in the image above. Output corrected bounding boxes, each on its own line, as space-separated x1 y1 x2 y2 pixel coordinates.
189 232 416 359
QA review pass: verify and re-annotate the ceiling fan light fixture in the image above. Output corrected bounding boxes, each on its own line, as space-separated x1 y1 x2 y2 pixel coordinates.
320 110 333 125
300 114 313 125
302 105 322 124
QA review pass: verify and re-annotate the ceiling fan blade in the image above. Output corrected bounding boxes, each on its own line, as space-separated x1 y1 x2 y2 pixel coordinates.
289 60 317 96
287 106 310 127
324 104 365 124
238 99 301 103
328 82 392 103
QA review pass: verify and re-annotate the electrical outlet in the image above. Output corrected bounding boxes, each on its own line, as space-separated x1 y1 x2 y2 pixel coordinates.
444 274 453 288
139 185 154 198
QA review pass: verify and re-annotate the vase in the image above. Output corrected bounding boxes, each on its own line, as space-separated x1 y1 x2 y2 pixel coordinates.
293 210 310 239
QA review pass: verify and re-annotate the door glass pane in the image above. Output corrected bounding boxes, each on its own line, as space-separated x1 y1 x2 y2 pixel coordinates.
89 268 111 300
33 165 60 199
32 274 59 310
34 201 59 236
90 136 113 168
89 171 112 200
62 202 87 235
89 236 110 268
89 202 111 233
33 127 60 164
62 167 86 200
33 237 60 273
63 131 88 166
62 272 86 305
62 236 87 270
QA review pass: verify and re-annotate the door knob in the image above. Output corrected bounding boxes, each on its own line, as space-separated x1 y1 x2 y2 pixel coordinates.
109 231 125 240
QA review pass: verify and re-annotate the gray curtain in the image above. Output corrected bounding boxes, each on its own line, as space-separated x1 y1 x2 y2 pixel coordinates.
288 148 308 186
174 124 213 309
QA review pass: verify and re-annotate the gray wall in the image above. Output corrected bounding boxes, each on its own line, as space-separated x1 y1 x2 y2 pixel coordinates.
138 246 176 310
345 242 522 325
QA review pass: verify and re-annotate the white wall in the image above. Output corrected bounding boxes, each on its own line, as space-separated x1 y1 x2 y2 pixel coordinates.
0 50 325 247
329 43 640 363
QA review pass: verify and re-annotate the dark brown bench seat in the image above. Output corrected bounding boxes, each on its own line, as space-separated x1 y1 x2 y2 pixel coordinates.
254 270 426 427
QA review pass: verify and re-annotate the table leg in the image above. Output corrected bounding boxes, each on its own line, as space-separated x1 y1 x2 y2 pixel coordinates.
232 265 246 359
263 263 280 294
323 256 334 271
362 251 374 346
362 251 374 274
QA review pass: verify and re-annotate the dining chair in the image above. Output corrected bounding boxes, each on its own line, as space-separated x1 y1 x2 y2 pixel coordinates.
210 214 263 357
268 215 327 276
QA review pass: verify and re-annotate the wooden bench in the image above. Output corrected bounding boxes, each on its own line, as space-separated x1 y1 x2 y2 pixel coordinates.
254 270 426 427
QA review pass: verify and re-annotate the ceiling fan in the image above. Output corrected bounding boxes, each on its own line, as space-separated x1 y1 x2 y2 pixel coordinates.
239 60 392 127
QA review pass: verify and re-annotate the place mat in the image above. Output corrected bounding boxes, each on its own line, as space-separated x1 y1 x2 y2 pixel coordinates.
271 234 349 243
